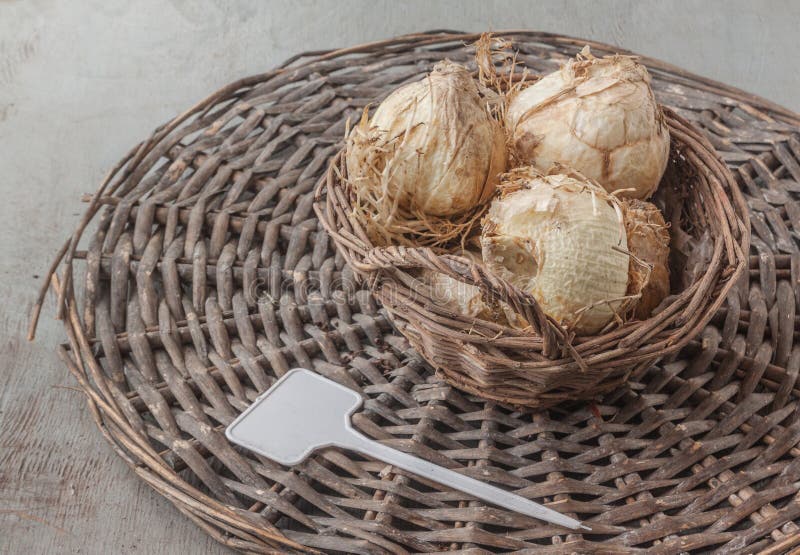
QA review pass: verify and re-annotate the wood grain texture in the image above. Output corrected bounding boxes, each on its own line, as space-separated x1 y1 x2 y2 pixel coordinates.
0 178 232 555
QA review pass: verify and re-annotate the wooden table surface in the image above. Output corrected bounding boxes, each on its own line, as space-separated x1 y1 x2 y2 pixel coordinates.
2 1 799 553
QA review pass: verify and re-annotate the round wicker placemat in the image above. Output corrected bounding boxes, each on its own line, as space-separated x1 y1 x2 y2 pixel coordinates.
31 31 800 554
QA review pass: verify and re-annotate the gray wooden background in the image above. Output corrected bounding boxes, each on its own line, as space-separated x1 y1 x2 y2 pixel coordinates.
2 1 798 553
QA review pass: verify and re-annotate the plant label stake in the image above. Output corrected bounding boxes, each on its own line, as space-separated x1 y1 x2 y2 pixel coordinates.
226 368 588 531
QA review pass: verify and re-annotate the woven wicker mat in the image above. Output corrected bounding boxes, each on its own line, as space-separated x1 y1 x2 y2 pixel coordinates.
33 31 800 554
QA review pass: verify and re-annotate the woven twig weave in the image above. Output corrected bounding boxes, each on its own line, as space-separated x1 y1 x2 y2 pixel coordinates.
32 31 800 553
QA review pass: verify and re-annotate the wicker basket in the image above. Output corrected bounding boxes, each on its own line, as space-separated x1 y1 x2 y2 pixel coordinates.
317 106 750 409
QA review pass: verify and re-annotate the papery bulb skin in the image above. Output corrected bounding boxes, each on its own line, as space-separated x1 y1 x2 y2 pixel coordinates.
481 170 630 334
346 60 507 218
622 199 670 319
423 250 530 328
506 47 670 199
425 251 492 319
